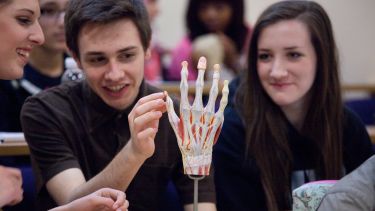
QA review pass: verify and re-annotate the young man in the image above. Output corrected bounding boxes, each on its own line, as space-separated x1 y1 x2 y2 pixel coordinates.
20 0 216 210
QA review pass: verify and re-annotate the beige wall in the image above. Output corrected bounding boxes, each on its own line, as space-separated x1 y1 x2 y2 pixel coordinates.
156 0 375 84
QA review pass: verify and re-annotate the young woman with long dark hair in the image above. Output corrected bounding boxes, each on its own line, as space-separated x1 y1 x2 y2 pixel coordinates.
213 1 374 210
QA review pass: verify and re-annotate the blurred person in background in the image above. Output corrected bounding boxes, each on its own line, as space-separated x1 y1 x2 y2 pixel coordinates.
167 0 251 81
143 0 169 82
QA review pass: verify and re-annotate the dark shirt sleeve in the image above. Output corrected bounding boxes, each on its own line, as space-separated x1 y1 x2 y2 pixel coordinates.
342 107 374 173
213 106 266 211
20 96 80 184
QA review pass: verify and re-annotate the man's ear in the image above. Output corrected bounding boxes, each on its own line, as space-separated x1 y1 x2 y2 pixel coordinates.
145 47 151 60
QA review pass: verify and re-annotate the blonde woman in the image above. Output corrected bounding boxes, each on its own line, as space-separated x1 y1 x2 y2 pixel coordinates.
0 0 128 210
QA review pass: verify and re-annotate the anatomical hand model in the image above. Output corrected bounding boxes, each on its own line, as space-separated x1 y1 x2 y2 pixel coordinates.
165 57 229 176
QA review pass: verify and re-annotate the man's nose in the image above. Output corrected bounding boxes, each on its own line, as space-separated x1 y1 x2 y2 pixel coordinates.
105 61 125 81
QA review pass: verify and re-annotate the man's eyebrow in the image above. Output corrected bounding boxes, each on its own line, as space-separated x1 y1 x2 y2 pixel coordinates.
83 46 139 56
84 52 103 56
118 46 138 53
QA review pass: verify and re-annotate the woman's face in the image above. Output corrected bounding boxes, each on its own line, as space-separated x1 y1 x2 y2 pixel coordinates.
38 0 69 52
257 20 317 112
0 0 44 80
198 2 232 32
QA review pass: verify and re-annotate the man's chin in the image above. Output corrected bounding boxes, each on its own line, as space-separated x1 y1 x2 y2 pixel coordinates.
104 98 132 111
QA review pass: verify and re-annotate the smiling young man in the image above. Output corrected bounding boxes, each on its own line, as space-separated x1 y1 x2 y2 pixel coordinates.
20 0 216 210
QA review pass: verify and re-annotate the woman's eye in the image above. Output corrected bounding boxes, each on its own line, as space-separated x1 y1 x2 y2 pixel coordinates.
17 17 32 26
288 52 302 59
258 53 271 61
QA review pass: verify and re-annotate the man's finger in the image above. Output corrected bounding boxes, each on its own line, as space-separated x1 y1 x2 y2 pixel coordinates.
112 191 126 210
133 111 162 131
133 99 165 117
137 128 158 141
135 92 165 107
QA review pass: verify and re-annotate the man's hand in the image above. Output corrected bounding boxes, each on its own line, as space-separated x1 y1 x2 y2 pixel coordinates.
128 92 167 161
46 93 167 205
50 188 129 211
0 165 23 207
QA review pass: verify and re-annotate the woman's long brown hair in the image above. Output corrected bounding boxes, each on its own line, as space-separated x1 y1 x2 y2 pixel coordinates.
236 1 343 210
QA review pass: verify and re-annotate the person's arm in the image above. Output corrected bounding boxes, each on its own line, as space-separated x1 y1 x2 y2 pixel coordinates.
0 166 23 207
184 203 216 211
46 92 166 204
318 155 375 211
49 188 129 211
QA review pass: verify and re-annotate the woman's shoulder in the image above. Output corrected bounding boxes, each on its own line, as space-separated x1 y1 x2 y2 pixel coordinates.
342 106 374 171
343 106 368 130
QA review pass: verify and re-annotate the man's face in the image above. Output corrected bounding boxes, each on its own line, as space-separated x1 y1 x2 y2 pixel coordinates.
76 18 147 110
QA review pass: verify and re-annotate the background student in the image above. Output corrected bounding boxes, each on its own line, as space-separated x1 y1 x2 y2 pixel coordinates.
167 0 251 81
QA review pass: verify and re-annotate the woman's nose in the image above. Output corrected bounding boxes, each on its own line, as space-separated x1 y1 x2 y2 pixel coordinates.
29 22 45 46
270 59 288 79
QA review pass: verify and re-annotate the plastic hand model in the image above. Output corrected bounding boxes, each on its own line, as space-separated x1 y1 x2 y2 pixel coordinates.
165 57 229 176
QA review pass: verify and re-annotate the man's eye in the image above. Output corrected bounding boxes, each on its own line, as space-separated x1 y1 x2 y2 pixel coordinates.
88 57 106 65
119 53 135 61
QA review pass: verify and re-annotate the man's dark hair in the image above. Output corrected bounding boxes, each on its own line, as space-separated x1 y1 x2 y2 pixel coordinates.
65 0 151 58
